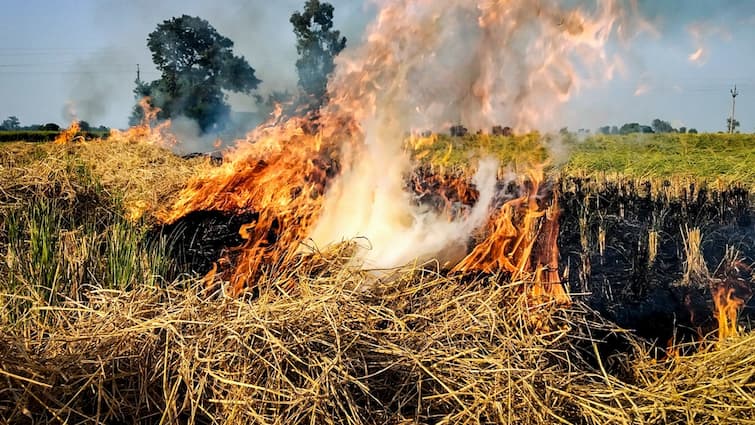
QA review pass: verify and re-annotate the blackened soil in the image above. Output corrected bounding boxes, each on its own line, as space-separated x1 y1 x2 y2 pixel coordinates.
559 178 755 344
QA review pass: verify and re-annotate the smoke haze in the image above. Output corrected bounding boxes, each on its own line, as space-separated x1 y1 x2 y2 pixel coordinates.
1 0 748 138
306 0 643 268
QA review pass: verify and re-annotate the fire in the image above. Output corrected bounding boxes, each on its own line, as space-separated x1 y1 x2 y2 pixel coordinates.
53 121 82 145
710 250 752 342
712 286 744 341
163 112 351 294
452 170 567 302
688 47 704 64
162 0 636 297
686 21 731 66
108 98 177 148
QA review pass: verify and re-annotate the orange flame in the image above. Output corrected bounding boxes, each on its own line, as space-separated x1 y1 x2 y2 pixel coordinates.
160 0 637 297
108 98 177 148
453 170 568 302
53 121 82 145
163 111 355 295
712 286 744 341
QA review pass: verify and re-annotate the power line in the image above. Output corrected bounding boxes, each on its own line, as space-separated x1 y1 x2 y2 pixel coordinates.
0 70 159 75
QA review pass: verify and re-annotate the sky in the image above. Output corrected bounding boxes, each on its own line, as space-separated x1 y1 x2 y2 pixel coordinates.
0 0 754 133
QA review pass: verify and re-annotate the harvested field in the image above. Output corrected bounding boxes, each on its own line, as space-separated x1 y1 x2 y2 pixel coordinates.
1 133 754 424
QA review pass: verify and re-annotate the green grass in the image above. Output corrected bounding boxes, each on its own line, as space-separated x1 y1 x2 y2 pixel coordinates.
561 133 755 189
0 141 180 326
411 132 550 172
411 132 755 192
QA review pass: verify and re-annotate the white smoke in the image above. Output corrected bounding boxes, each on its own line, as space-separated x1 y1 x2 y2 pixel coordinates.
307 0 635 270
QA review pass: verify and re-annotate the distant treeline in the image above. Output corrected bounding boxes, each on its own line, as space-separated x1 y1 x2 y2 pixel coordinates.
597 119 698 135
1 116 110 133
0 131 110 143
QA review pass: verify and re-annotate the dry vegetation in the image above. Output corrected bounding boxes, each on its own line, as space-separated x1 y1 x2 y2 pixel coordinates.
1 135 754 424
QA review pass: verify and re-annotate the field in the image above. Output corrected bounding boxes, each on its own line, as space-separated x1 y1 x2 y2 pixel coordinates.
0 130 110 143
1 133 754 424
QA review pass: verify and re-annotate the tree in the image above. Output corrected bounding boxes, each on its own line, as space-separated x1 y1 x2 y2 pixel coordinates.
651 118 674 133
726 118 740 133
598 126 611 135
131 15 261 133
610 126 619 135
42 123 60 131
1 116 20 130
78 120 91 132
619 123 642 135
291 0 347 110
678 127 687 134
688 128 698 134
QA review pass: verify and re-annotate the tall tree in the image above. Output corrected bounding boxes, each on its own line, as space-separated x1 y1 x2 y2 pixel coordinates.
1 116 20 130
291 0 347 110
131 15 261 132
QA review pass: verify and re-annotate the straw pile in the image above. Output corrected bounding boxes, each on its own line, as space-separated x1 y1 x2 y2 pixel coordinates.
2 246 754 424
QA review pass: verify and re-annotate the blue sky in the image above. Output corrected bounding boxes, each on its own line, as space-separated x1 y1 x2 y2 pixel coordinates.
1 0 753 133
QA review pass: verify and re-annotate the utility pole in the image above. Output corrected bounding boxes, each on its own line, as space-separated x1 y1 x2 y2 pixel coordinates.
136 63 141 83
729 84 738 133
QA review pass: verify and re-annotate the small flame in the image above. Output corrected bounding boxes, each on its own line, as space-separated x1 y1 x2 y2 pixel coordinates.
712 286 744 341
634 83 650 96
686 21 731 66
108 98 178 148
53 121 82 145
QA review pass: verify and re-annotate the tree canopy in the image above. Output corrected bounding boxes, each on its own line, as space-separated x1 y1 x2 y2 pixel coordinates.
651 118 674 133
290 0 347 110
131 15 261 133
1 116 20 131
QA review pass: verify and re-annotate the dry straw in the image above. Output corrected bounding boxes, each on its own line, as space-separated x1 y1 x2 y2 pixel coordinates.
2 248 754 424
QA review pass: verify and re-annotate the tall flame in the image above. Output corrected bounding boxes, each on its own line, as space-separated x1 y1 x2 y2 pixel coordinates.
165 0 635 296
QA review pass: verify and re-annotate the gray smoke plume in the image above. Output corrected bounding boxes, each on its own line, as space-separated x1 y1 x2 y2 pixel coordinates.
78 1 373 132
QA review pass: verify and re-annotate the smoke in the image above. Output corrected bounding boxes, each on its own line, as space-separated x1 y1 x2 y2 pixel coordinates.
65 48 141 125
80 0 373 136
686 22 732 66
635 0 755 31
306 0 640 269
